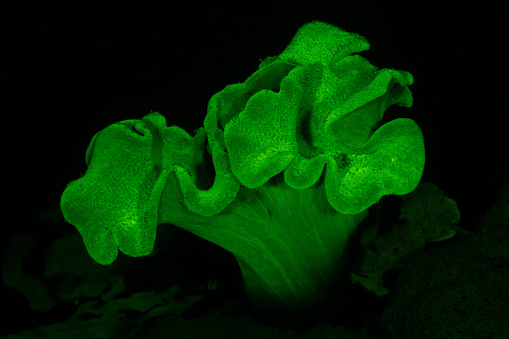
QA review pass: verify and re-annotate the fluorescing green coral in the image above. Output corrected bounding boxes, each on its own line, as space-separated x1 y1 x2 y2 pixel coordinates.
61 21 424 317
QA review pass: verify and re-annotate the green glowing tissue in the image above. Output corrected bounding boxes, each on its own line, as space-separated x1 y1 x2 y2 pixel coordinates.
61 21 424 316
60 113 238 265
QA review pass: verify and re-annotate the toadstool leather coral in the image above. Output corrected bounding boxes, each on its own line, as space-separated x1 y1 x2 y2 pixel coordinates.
61 21 424 317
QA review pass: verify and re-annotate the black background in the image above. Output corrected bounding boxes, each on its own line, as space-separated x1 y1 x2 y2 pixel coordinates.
4 2 506 336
